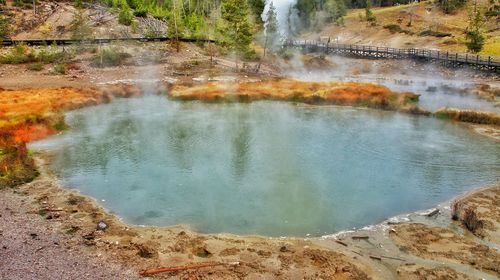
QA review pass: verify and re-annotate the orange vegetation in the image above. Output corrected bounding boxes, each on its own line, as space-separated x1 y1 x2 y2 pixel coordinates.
0 85 142 188
171 79 423 112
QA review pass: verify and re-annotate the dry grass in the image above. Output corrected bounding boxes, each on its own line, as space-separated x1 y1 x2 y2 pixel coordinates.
322 1 500 55
435 108 500 126
0 85 142 188
452 200 484 235
170 79 423 112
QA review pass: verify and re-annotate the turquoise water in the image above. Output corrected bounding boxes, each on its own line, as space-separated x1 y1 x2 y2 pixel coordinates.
31 96 499 237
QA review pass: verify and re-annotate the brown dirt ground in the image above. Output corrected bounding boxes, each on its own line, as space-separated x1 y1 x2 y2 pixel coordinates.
396 264 478 280
451 186 500 243
390 220 500 276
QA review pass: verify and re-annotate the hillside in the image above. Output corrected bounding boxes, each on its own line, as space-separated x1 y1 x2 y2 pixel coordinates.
305 0 500 55
2 0 166 39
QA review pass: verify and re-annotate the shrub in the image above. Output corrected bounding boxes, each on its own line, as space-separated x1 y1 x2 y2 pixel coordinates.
383 24 403 33
53 64 66 74
465 30 485 53
27 62 43 71
91 47 131 67
0 44 35 64
0 44 65 65
118 4 134 26
462 207 483 232
0 15 9 40
419 30 452 37
133 9 147 17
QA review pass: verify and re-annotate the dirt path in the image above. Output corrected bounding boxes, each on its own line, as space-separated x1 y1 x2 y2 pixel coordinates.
0 189 140 280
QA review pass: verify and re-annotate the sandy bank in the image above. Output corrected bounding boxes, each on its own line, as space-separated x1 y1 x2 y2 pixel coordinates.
2 155 499 279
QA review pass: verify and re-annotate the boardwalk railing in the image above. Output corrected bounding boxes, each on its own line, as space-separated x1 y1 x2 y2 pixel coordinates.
1 37 216 46
285 40 500 72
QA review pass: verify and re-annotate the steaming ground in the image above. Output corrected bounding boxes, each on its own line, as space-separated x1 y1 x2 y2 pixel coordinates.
281 52 500 113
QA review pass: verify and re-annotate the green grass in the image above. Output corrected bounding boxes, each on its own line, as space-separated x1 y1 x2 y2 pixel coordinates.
0 44 65 65
419 30 452 37
27 62 43 71
53 64 66 74
383 24 402 33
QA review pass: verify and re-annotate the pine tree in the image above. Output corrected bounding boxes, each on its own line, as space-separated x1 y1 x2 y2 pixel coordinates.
220 0 253 65
70 9 93 40
263 1 279 57
118 0 133 26
365 0 376 22
168 0 184 51
465 0 485 53
286 5 294 39
248 0 265 26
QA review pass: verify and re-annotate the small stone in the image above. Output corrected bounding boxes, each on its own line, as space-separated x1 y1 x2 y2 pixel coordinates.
96 221 108 231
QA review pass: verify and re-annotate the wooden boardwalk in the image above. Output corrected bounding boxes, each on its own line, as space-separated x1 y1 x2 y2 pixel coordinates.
286 40 500 73
1 37 215 46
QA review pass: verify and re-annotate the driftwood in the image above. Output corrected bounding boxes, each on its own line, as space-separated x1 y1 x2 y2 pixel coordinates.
335 240 348 247
424 208 440 217
369 255 382 261
351 235 369 240
351 250 363 257
369 255 406 261
139 262 238 276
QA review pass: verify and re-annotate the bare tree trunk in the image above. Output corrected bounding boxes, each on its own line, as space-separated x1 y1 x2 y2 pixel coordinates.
256 34 268 73
173 0 180 52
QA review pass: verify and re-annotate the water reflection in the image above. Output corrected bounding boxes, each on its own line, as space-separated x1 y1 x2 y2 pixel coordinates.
31 96 500 236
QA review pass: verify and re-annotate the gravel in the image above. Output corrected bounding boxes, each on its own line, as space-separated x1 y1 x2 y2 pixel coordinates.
0 189 141 280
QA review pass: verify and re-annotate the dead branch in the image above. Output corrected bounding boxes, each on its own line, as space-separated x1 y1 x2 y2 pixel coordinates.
139 262 228 276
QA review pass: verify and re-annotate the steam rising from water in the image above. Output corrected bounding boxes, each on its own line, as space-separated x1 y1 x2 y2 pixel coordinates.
280 51 499 113
31 96 500 236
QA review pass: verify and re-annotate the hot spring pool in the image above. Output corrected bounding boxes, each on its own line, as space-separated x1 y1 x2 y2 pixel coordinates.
31 95 499 237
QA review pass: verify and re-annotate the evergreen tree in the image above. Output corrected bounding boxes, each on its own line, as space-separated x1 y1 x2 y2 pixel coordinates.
465 0 485 53
438 0 467 14
168 0 184 51
325 0 347 23
220 0 253 62
294 0 315 29
70 9 93 40
118 0 134 26
248 0 265 25
263 1 279 56
365 0 376 22
286 5 295 39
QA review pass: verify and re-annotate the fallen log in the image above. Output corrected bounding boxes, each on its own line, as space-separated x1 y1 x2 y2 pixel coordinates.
369 255 382 261
423 208 440 217
139 262 236 276
351 235 369 240
335 240 348 247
